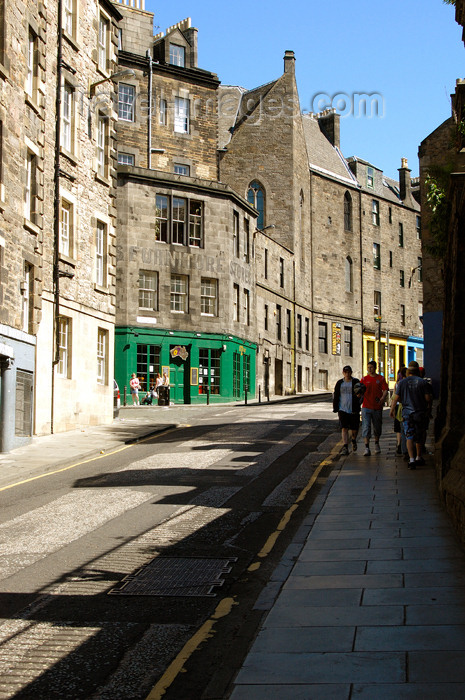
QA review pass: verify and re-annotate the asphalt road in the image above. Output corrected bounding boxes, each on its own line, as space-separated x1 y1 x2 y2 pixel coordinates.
0 396 339 700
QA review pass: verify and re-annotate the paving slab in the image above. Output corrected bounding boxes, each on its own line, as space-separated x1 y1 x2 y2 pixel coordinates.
352 683 465 699
251 626 355 653
234 651 405 685
284 573 403 589
409 650 465 682
230 685 350 700
228 431 465 699
264 604 403 628
362 586 465 606
354 624 465 651
367 558 465 574
298 547 403 562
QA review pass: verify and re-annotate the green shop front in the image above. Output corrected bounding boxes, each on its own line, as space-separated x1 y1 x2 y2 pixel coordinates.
115 328 256 404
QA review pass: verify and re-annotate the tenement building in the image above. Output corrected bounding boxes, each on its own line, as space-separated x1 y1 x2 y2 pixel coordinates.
0 0 121 450
219 63 422 394
114 5 257 403
113 3 423 403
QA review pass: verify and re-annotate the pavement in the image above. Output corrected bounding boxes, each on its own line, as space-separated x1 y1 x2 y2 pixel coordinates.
228 430 465 700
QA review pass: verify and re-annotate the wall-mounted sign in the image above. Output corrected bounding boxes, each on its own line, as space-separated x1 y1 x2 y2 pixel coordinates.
170 345 189 360
332 323 341 356
191 367 199 386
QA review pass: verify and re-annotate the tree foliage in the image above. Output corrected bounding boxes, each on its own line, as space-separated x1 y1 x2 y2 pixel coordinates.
424 166 453 260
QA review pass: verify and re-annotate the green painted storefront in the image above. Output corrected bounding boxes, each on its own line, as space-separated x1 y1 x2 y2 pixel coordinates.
115 327 256 404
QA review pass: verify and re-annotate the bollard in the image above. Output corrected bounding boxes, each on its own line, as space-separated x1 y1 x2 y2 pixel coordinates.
123 385 127 406
244 384 248 405
206 385 210 405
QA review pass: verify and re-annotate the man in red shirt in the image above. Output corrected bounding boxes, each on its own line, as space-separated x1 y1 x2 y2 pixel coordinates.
361 360 389 456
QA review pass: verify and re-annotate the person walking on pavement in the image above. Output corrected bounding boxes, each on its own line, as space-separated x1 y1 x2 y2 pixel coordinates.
129 373 140 406
390 360 433 469
333 365 365 455
361 360 389 456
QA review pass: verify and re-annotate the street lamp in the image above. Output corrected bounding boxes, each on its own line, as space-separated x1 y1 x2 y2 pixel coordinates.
89 68 135 96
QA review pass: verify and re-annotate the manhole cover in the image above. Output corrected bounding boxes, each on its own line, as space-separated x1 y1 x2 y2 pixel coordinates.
108 557 237 597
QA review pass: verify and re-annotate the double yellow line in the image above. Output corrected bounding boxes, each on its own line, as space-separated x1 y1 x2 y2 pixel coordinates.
0 427 177 494
145 443 339 700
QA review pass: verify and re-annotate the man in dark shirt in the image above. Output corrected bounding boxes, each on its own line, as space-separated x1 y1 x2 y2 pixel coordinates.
390 360 432 469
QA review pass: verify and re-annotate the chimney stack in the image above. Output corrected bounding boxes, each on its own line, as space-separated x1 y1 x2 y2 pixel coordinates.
284 50 295 75
398 157 413 205
318 109 340 149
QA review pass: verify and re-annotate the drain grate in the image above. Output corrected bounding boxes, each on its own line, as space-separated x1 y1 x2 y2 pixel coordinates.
108 557 237 597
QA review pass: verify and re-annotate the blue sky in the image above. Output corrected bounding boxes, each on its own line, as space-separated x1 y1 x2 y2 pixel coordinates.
144 0 463 180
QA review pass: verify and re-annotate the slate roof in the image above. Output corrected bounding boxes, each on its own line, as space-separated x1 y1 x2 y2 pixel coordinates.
301 114 358 186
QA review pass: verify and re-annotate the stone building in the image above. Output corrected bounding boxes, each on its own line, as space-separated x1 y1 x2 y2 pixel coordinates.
420 0 465 544
114 5 257 403
0 0 121 450
348 156 423 385
419 116 455 395
219 58 422 394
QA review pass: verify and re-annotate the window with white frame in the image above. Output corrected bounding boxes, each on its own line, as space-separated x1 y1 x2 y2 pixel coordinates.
62 83 74 153
233 283 239 322
244 289 250 326
117 152 134 165
60 199 73 257
26 28 38 100
372 199 380 226
174 163 190 175
139 270 158 311
24 150 37 221
96 113 107 178
155 194 203 247
201 278 218 316
57 316 71 378
233 211 239 257
169 43 185 67
373 242 381 270
159 98 167 125
63 0 76 38
172 197 186 244
97 327 108 384
189 201 202 246
95 220 107 286
243 218 250 263
98 13 109 72
21 262 33 334
118 83 135 122
374 290 382 316
305 317 310 350
170 274 188 313
174 96 189 133
367 166 374 188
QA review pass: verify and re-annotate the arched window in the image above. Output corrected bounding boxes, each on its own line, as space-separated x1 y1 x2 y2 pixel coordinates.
345 256 353 293
247 181 265 230
344 191 352 232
